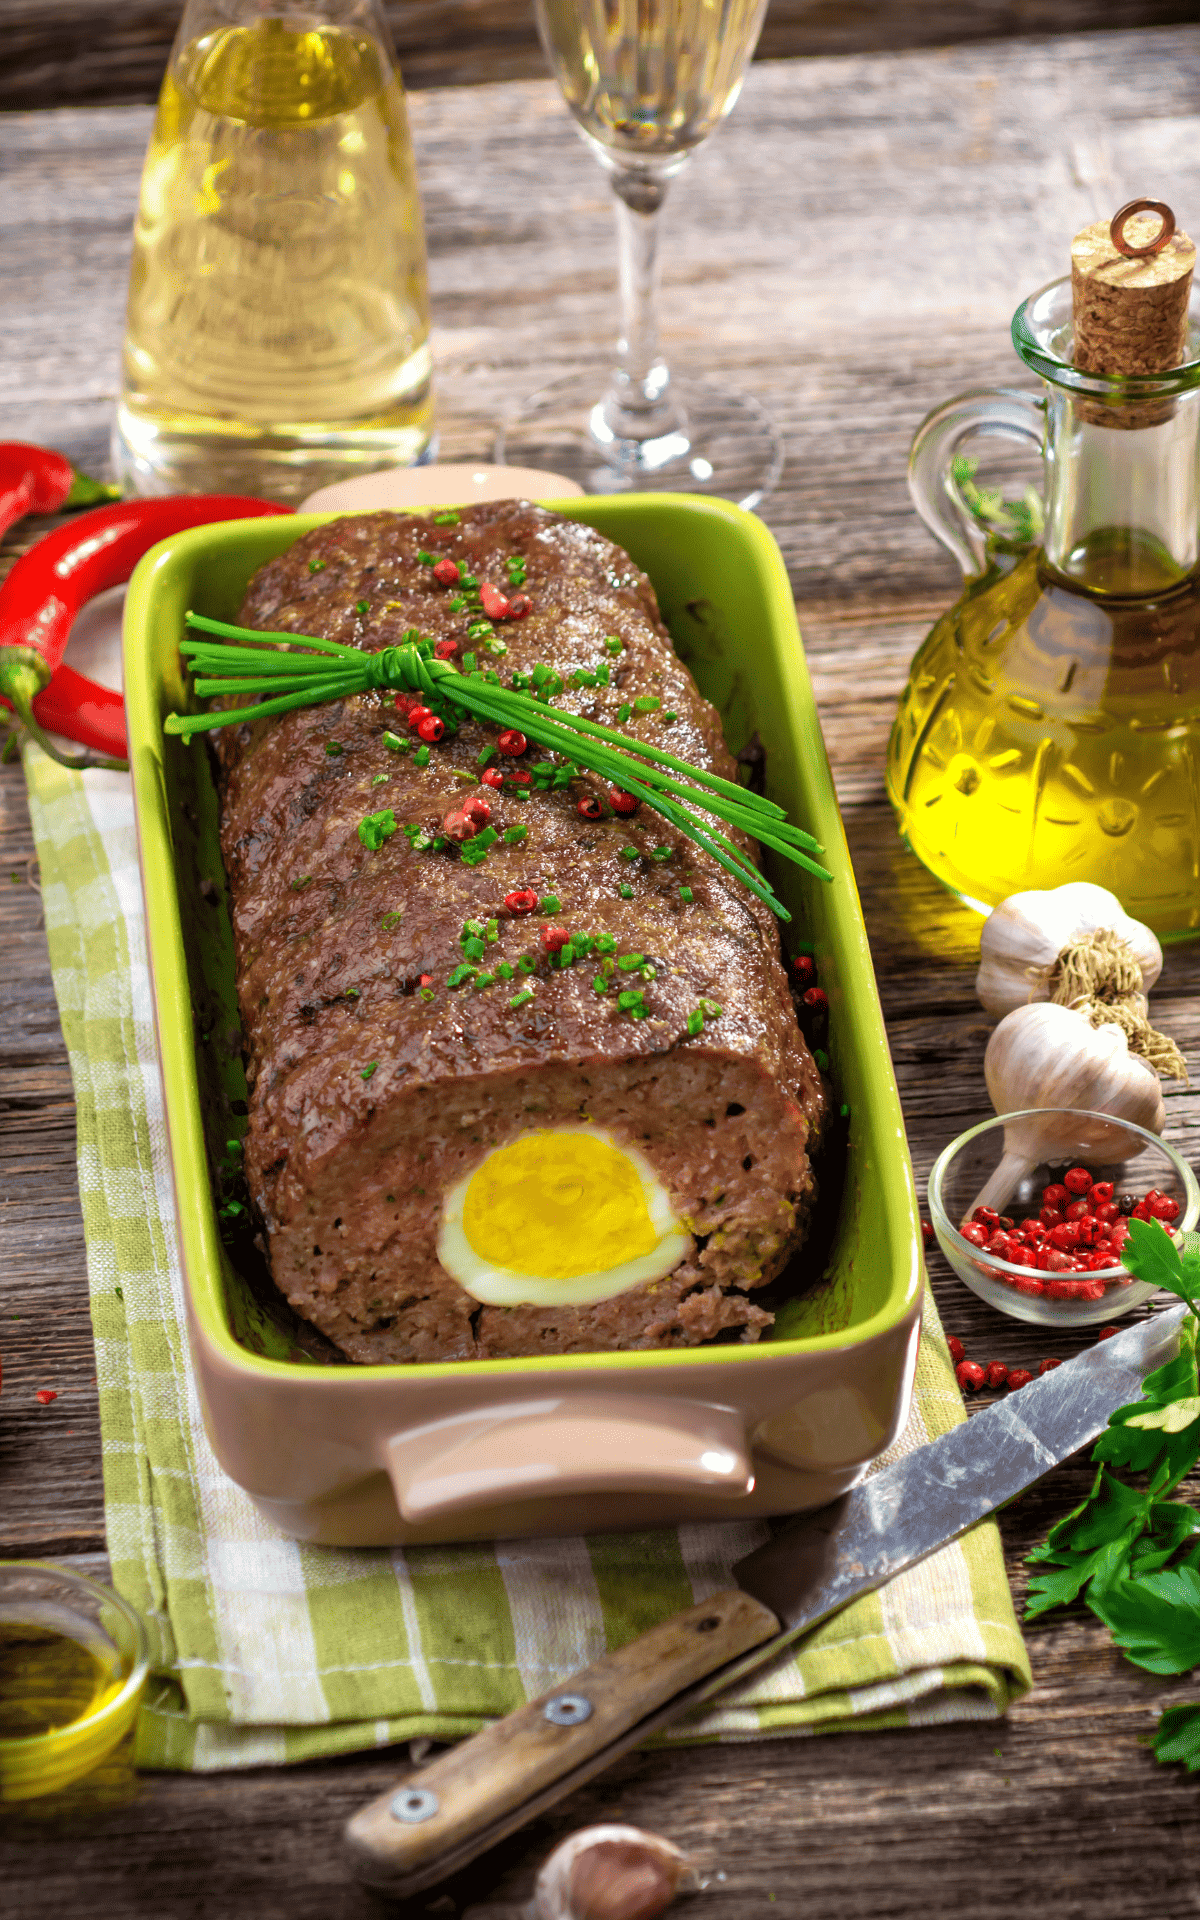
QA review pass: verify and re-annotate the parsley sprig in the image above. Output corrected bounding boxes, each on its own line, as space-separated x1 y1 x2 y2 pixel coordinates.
1027 1220 1200 1769
951 454 1044 551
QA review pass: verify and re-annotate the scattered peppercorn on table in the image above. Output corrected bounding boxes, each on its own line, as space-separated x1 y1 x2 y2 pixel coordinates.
5 21 1200 1919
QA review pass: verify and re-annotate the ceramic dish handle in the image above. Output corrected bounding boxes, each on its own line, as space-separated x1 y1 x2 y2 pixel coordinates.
344 1585 780 1894
382 1395 754 1524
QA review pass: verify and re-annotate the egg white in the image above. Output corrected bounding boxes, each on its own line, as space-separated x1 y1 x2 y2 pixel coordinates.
436 1125 692 1308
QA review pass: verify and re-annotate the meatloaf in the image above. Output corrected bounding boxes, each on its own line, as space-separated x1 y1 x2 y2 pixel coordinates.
212 502 827 1363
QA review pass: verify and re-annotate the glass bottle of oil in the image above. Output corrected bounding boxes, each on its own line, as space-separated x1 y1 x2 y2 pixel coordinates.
887 273 1200 937
113 0 433 503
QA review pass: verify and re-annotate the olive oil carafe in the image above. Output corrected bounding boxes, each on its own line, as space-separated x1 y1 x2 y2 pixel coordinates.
887 206 1200 937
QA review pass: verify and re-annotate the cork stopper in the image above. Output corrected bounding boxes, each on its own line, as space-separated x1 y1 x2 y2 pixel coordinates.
1072 201 1194 374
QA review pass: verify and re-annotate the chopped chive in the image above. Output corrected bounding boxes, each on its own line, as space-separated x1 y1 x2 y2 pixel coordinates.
686 1009 703 1037
486 917 500 941
468 621 494 639
593 975 607 994
486 638 508 657
699 999 723 1019
417 549 436 565
518 954 537 974
325 740 343 756
498 961 515 980
355 599 370 616
509 989 534 1009
620 845 639 862
418 987 436 1002
618 704 631 723
307 558 326 574
473 971 495 989
540 893 561 912
290 874 312 891
448 595 468 611
634 695 661 713
679 885 694 902
433 510 460 525
447 964 476 988
504 825 528 844
663 710 677 722
414 745 430 768
559 944 575 967
840 1102 850 1117
358 808 397 850
371 772 389 786
458 573 478 590
380 910 403 930
619 883 634 898
617 953 645 972
815 1048 830 1071
650 845 673 862
597 933 616 953
361 1061 378 1079
344 986 361 999
464 937 486 962
382 730 409 753
604 635 623 654
616 989 646 1014
476 743 493 766
595 662 611 686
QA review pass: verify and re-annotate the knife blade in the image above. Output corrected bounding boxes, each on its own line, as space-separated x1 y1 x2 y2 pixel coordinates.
345 1304 1185 1894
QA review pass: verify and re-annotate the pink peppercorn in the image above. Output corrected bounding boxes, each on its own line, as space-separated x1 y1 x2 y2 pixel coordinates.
1064 1167 1092 1195
417 714 445 743
479 582 511 620
961 1223 988 1249
462 796 491 825
984 1361 1009 1390
802 987 829 1014
1097 1326 1119 1341
920 1219 934 1246
508 593 533 618
407 704 432 730
498 729 527 756
1008 1368 1033 1390
540 926 571 954
792 955 817 985
947 1336 966 1364
608 787 640 815
481 767 505 789
1038 1357 1063 1376
432 557 460 586
955 1361 986 1393
441 809 476 842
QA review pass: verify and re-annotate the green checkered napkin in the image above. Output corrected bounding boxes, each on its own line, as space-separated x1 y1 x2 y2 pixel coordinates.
24 743 1030 1770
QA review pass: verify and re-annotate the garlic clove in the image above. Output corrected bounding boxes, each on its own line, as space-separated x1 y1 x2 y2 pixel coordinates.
976 883 1163 1017
533 1825 700 1920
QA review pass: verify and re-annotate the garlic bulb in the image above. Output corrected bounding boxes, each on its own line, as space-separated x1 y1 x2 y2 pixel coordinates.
968 1001 1166 1215
532 1826 700 1920
976 883 1162 1017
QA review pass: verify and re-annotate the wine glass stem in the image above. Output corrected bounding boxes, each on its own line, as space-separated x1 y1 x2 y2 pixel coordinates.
604 168 684 443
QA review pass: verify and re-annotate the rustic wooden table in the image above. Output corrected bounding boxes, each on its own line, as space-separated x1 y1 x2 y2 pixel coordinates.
4 25 1200 1916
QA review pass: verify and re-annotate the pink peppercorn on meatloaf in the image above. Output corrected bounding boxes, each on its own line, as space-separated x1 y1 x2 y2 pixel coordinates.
212 503 827 1363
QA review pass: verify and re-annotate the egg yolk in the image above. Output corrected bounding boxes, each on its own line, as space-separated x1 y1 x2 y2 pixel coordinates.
437 1127 691 1309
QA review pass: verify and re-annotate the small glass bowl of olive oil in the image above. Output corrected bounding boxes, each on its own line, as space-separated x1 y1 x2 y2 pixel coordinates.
0 1563 149 1800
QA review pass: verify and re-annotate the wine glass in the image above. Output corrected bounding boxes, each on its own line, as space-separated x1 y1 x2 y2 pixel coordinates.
495 0 782 509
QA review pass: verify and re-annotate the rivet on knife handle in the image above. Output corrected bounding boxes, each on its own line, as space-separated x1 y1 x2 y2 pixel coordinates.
343 1588 780 1890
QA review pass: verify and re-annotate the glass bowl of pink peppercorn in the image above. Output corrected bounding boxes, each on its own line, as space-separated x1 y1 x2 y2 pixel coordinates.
928 1108 1200 1328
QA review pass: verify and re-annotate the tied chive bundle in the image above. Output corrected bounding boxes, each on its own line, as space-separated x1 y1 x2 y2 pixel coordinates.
167 615 834 921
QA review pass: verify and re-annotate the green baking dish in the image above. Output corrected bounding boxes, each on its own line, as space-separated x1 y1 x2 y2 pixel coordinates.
123 493 923 1546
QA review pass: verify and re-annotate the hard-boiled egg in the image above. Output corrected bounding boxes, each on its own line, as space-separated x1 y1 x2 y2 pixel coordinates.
437 1126 691 1308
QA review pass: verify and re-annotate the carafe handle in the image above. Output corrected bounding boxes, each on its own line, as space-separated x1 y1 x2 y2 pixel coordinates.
908 388 1045 579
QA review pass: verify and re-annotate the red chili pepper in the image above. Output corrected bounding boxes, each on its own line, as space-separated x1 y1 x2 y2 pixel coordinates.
433 638 459 661
0 441 120 543
35 1388 58 1404
504 888 538 915
432 558 459 586
540 926 570 953
0 493 290 770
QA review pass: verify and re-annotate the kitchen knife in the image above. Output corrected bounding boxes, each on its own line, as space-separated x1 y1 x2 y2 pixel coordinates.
345 1304 1186 1893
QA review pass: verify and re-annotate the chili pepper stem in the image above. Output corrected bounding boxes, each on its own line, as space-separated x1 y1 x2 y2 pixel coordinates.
64 472 122 510
0 656 128 772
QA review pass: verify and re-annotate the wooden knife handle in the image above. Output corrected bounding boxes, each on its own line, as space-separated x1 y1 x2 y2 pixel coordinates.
344 1587 780 1891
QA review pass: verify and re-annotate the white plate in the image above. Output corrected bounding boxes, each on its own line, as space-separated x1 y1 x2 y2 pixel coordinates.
300 462 583 514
